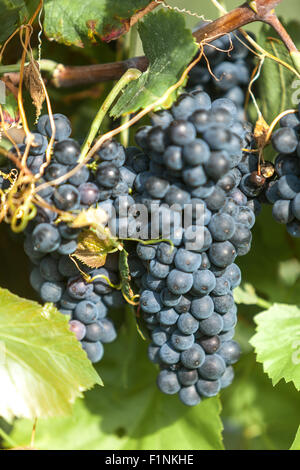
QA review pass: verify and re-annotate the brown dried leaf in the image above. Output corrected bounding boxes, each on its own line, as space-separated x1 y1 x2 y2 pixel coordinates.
24 60 45 120
254 115 270 149
73 229 116 269
73 252 107 269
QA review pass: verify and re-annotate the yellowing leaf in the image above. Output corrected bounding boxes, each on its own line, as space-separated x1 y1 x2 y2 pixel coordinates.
9 314 224 450
73 229 117 269
0 288 101 421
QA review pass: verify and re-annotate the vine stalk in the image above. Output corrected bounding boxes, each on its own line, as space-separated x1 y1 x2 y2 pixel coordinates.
79 68 141 163
2 0 298 88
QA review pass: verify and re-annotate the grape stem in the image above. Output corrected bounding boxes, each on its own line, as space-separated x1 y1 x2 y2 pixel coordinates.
79 68 141 163
2 0 297 88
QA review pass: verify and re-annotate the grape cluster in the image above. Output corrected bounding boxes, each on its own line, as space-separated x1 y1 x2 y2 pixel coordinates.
133 91 258 406
261 107 300 237
188 29 253 119
14 113 143 363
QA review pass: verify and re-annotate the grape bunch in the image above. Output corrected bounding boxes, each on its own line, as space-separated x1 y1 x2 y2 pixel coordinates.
188 29 253 119
10 113 144 363
261 108 300 237
133 91 258 406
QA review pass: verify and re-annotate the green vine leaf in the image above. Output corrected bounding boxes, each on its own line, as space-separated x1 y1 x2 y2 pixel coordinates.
43 0 153 47
0 1 40 44
110 9 198 118
250 304 300 391
234 284 271 309
0 288 102 421
8 312 224 450
258 21 300 125
291 426 300 450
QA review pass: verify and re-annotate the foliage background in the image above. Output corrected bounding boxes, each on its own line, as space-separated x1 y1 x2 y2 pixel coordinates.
1 0 300 451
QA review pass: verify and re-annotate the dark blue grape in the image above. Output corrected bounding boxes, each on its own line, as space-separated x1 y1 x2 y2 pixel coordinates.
171 329 194 351
152 327 169 346
144 274 165 293
37 114 49 136
78 183 100 206
74 300 98 324
67 276 93 300
198 354 226 380
157 370 181 394
40 256 62 282
54 139 80 164
198 335 220 354
69 320 86 341
159 342 180 364
140 290 162 313
272 127 298 154
224 264 241 288
211 98 237 118
53 184 80 211
163 146 183 170
183 165 207 187
174 295 191 314
218 340 241 365
181 343 205 369
179 385 201 406
212 275 231 295
164 185 191 208
174 249 202 273
272 199 293 224
40 281 63 303
57 239 77 255
278 175 300 200
177 312 199 334
82 341 104 363
287 219 300 237
220 366 234 388
168 120 196 146
196 379 220 398
199 313 223 335
208 213 235 241
190 295 214 319
96 162 120 189
98 139 124 161
45 113 72 141
214 62 239 91
177 367 198 386
30 267 44 292
182 139 210 166
32 223 61 253
209 241 236 267
192 269 216 295
167 269 193 295
68 165 89 186
205 187 226 211
213 294 234 313
158 307 179 326
160 288 181 307
85 319 117 343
